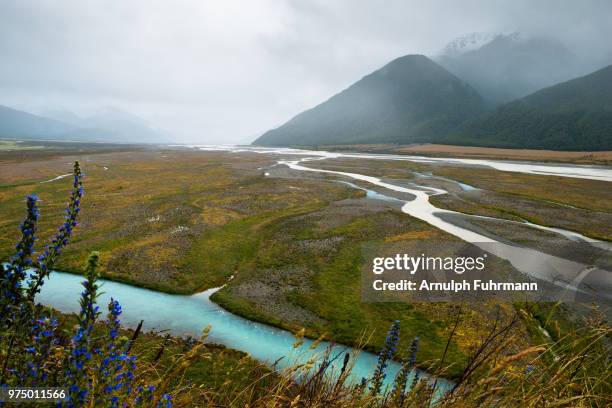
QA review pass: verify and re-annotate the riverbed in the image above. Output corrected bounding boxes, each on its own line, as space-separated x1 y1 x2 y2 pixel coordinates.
34 145 611 392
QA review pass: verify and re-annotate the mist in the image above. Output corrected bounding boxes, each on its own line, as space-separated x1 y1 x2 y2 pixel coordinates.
0 0 611 144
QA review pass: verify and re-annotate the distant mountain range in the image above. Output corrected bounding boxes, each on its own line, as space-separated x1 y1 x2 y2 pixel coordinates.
253 33 612 151
2 32 610 151
0 105 168 143
0 105 76 138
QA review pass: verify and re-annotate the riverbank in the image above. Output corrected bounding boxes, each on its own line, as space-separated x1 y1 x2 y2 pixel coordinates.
308 157 612 240
38 270 456 390
316 143 612 165
2 145 609 380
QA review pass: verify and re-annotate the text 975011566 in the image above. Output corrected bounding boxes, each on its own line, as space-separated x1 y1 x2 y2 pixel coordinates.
0 387 68 402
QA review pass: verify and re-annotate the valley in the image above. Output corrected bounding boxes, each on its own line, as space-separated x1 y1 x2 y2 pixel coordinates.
329 144 612 165
2 3 611 405
1 143 609 379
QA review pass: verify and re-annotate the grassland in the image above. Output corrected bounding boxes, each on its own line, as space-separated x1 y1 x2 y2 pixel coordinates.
4 145 606 379
394 144 612 164
210 204 527 377
0 148 360 293
321 143 612 164
0 140 44 151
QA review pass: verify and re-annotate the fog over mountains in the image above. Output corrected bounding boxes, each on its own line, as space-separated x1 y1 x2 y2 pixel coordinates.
0 105 76 138
254 33 612 151
0 105 168 143
450 64 612 150
1 22 611 149
255 55 484 146
436 33 587 105
2 1 611 144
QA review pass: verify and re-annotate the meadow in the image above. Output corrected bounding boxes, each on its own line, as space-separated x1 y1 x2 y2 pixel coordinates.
0 159 607 406
0 144 608 382
321 143 612 165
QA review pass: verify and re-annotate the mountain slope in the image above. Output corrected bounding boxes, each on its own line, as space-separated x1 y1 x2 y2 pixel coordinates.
436 33 583 105
72 107 168 143
39 108 83 125
0 105 76 138
253 55 484 147
448 65 612 150
1 105 168 143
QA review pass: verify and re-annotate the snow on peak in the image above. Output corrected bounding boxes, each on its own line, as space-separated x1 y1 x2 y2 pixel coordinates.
439 32 518 57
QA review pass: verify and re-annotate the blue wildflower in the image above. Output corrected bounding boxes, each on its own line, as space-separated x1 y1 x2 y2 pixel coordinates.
26 161 83 301
370 320 401 395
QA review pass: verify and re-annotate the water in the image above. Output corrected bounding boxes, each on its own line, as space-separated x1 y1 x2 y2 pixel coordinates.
37 271 451 392
413 172 478 191
191 145 612 183
40 173 72 184
190 144 611 299
457 182 477 191
338 181 403 202
33 145 612 393
280 157 612 302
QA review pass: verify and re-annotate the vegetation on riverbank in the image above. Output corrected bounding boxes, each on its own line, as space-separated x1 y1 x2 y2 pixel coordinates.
316 143 612 165
1 157 610 407
2 148 610 381
0 149 533 377
0 149 358 294
308 157 612 240
430 166 612 240
209 203 529 379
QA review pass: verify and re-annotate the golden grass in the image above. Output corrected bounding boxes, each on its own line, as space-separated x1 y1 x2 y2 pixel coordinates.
394 144 612 164
384 230 439 242
433 166 612 212
2 147 605 393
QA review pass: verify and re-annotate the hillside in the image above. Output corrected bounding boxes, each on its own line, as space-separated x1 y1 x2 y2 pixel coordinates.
0 105 168 143
60 107 168 143
0 104 75 138
436 33 584 105
253 55 484 147
449 64 612 151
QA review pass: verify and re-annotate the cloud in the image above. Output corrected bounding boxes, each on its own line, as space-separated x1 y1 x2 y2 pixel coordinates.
0 0 610 143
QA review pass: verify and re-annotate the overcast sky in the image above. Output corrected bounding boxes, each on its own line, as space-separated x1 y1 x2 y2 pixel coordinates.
1 0 611 144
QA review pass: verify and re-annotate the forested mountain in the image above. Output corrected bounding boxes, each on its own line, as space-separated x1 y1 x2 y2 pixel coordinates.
448 64 612 150
254 55 484 147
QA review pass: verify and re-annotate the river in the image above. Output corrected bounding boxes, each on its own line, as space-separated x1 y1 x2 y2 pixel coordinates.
35 145 611 392
37 271 447 391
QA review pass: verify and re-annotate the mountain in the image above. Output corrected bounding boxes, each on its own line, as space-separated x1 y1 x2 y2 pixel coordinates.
447 64 612 150
436 33 584 105
39 108 83 125
440 32 499 58
72 107 168 143
1 105 168 143
0 105 76 138
254 55 484 147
